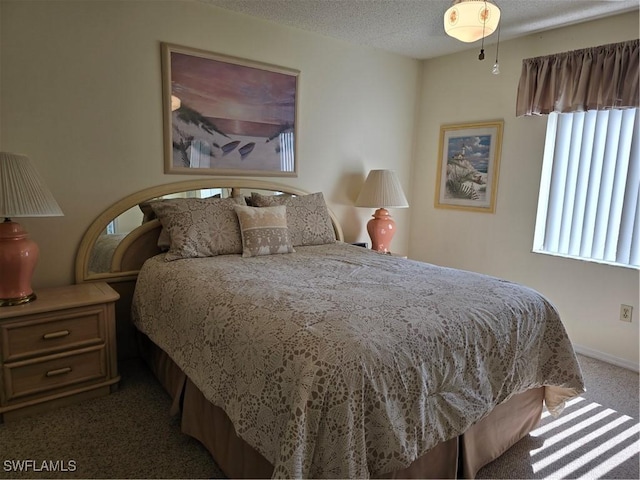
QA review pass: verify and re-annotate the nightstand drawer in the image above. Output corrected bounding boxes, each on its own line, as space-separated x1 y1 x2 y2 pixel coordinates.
1 307 105 362
3 346 107 402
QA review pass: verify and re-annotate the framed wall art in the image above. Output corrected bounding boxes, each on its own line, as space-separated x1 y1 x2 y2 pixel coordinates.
161 42 299 176
434 120 503 213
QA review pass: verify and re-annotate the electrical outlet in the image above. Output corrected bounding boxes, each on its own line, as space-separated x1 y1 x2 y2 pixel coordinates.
620 304 633 323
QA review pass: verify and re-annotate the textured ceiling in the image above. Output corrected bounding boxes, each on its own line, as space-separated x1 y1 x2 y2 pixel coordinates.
202 0 639 59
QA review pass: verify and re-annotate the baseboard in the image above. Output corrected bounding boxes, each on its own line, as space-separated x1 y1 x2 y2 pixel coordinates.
573 343 639 372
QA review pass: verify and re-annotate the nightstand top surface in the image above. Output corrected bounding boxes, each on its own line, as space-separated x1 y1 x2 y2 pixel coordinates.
0 282 119 320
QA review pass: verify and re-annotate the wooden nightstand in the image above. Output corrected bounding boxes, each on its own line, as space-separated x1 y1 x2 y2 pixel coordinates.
0 282 120 422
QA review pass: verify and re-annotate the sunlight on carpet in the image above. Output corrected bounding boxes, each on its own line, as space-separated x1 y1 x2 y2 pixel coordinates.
530 396 639 479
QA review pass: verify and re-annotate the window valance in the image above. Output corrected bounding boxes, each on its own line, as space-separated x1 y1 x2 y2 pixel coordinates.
516 39 639 117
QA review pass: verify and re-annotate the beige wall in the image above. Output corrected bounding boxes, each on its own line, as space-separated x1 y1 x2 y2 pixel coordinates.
0 0 418 285
411 12 639 369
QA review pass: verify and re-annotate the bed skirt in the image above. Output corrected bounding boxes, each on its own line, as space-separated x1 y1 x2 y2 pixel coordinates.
137 333 543 479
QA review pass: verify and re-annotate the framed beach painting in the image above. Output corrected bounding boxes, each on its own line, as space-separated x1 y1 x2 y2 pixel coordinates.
161 43 299 176
434 120 503 213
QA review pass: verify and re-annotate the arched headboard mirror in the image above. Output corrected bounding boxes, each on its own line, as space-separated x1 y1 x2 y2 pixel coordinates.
75 178 344 285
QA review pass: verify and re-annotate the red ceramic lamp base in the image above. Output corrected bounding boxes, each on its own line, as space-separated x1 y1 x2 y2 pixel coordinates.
0 219 39 306
366 208 397 253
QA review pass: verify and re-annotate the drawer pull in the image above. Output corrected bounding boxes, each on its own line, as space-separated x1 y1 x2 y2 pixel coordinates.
43 330 70 340
46 367 72 377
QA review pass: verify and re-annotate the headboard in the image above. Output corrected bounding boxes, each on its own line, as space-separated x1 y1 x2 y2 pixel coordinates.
74 179 344 359
75 178 344 284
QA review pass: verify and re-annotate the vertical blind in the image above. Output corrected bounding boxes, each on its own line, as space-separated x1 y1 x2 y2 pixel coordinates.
534 108 639 267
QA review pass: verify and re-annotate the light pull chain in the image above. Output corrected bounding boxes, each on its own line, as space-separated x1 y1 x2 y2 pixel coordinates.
492 23 501 74
478 1 487 60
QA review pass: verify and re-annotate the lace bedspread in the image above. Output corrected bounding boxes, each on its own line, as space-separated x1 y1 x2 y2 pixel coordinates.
131 243 584 478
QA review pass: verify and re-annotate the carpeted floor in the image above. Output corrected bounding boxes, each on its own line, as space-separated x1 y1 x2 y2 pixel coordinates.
0 360 221 479
0 354 637 479
477 355 639 479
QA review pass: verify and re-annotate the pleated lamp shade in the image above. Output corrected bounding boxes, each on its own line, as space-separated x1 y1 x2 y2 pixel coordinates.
355 169 409 209
0 152 63 306
355 170 408 253
0 152 63 218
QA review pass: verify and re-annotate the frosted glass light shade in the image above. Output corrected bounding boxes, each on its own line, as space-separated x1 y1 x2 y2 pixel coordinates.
0 152 63 218
444 0 500 43
355 170 409 209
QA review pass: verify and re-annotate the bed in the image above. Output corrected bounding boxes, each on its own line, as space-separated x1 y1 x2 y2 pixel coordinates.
88 233 127 274
74 179 585 479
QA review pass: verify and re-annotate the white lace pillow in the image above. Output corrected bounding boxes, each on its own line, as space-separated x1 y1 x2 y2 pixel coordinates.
151 196 246 261
234 205 295 258
141 193 222 251
250 192 336 247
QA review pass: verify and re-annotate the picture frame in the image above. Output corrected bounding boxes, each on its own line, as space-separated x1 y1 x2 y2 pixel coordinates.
434 120 503 213
161 42 299 176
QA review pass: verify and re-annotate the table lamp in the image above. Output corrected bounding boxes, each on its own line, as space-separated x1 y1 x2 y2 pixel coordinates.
355 169 409 253
0 152 64 306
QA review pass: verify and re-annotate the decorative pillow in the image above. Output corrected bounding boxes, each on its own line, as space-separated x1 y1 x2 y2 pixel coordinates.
150 196 246 261
250 192 336 247
141 194 222 251
140 200 172 250
139 201 157 223
232 195 254 207
234 205 295 258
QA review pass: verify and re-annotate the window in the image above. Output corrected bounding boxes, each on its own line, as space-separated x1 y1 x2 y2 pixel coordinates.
533 108 639 269
279 131 294 173
188 140 211 168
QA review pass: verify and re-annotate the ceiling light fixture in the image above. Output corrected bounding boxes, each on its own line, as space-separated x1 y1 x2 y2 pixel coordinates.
444 0 501 43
